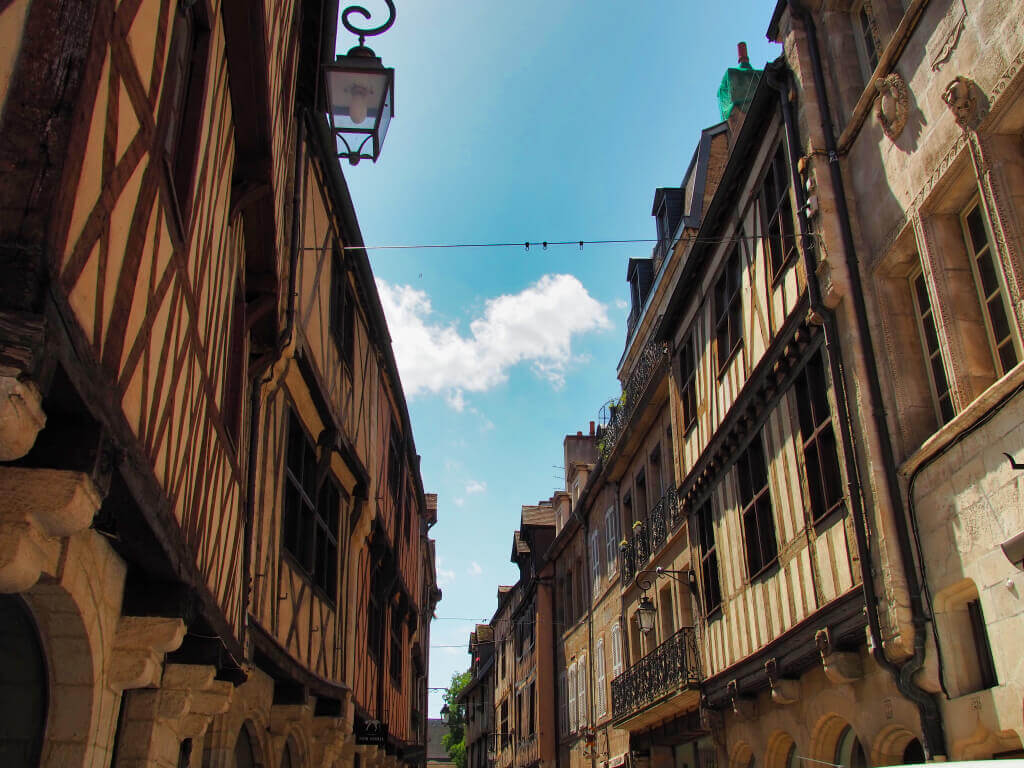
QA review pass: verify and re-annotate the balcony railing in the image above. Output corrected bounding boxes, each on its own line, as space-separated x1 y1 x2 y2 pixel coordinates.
619 487 683 585
610 626 701 722
598 342 670 462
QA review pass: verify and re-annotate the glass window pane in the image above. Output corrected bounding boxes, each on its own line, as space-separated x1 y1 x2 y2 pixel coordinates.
977 251 1000 296
914 273 931 313
966 206 989 254
998 340 1019 373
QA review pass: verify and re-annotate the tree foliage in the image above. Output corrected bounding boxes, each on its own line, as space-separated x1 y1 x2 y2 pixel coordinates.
441 668 472 768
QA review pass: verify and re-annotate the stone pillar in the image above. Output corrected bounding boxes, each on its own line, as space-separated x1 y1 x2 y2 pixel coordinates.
311 716 352 768
0 467 101 593
114 664 233 768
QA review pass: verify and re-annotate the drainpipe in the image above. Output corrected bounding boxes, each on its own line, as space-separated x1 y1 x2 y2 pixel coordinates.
768 12 947 755
571 504 597 768
241 111 307 654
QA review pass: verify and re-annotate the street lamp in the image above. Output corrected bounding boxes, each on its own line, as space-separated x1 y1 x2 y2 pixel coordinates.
325 2 396 164
633 567 693 635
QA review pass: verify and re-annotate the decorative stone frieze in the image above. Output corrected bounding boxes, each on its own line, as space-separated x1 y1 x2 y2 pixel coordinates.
874 73 909 141
0 467 102 592
815 628 863 684
107 617 188 691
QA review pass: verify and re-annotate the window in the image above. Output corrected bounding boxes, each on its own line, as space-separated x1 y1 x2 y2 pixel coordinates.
222 278 246 448
696 499 722 613
388 422 404 511
528 682 535 736
595 637 607 717
567 663 577 733
762 143 796 279
967 598 999 690
678 335 698 432
854 1 879 84
736 433 778 577
558 671 568 736
576 653 587 728
604 506 619 578
331 254 356 371
283 412 340 599
634 471 647 522
793 349 845 522
715 247 743 371
610 622 623 676
368 574 384 661
963 200 1019 375
160 0 210 226
911 269 955 424
834 726 868 768
389 604 403 685
590 528 602 596
499 700 509 748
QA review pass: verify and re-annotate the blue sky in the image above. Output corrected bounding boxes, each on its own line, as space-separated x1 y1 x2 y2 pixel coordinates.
341 0 781 716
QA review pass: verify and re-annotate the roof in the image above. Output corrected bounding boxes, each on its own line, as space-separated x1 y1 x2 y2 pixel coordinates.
521 504 555 527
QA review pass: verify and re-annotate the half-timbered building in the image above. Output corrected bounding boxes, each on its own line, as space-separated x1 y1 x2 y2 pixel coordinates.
0 1 437 766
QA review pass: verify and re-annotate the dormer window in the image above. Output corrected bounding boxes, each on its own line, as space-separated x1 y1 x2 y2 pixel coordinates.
626 258 655 335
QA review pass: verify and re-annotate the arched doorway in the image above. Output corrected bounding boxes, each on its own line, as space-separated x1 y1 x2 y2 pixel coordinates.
835 725 868 768
235 721 259 768
0 594 48 767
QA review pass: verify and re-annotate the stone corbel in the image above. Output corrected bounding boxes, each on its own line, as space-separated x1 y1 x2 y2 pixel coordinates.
815 628 863 684
312 716 352 767
0 377 45 461
107 616 188 691
765 658 800 705
270 702 313 759
726 680 756 719
0 467 102 592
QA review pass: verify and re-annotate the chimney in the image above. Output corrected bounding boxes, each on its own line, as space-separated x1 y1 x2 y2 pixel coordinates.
589 421 595 436
737 42 750 69
577 431 583 437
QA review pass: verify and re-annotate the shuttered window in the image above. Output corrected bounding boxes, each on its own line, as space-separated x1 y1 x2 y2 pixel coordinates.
577 653 587 728
610 623 623 676
595 637 607 717
590 529 602 596
567 663 577 733
604 506 618 577
558 671 568 736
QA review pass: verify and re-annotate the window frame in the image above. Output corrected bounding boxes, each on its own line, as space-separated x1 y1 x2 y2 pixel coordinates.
678 333 698 433
696 498 722 615
714 246 744 373
595 636 607 717
590 528 602 596
961 197 1020 377
793 349 846 524
853 0 880 86
604 505 619 578
331 255 357 375
735 432 778 579
761 141 798 281
576 653 587 729
610 622 623 676
909 267 955 424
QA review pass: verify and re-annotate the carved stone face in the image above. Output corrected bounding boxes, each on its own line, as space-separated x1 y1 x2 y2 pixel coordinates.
943 76 979 128
874 73 909 141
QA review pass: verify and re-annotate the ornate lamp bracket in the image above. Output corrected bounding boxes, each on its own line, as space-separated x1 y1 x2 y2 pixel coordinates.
341 1 397 46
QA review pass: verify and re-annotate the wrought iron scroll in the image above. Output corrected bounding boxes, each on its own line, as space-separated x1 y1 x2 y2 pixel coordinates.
342 0 397 45
610 626 701 721
598 341 670 462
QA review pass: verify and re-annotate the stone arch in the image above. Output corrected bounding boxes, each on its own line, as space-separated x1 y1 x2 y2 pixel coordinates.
808 714 866 767
280 734 302 768
728 741 754 768
203 672 274 768
235 720 264 768
764 730 797 768
0 594 48 766
871 723 925 766
952 722 1024 761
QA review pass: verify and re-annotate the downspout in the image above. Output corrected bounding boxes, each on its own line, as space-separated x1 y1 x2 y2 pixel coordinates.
241 110 306 654
571 505 597 768
767 14 947 755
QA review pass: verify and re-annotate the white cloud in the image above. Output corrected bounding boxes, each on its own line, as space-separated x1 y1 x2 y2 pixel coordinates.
377 274 611 408
465 480 487 495
436 556 456 587
468 561 483 576
453 497 465 507
615 298 628 310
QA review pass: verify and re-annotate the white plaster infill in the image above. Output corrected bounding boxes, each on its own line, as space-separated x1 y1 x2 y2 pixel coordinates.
0 467 102 592
899 360 1024 478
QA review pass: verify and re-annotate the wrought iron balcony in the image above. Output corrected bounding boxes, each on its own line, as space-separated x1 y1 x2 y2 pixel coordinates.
610 626 701 723
598 342 670 463
620 538 636 583
648 486 682 552
633 521 650 564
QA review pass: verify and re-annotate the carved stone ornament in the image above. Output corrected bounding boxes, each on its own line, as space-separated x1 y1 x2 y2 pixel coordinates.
874 73 909 141
943 76 985 130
